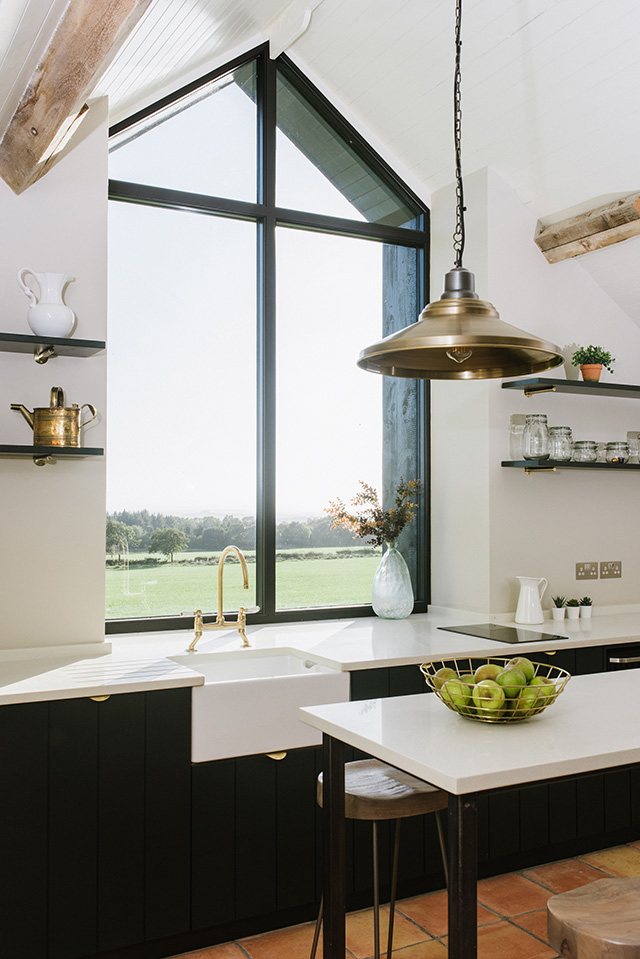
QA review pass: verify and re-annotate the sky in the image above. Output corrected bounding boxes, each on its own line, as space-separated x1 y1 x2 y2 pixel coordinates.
106 77 384 520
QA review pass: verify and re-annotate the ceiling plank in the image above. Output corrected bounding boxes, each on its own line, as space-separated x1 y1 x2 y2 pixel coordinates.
535 194 640 264
0 0 153 195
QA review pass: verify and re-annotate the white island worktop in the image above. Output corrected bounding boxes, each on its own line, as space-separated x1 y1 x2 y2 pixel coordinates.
1 605 640 706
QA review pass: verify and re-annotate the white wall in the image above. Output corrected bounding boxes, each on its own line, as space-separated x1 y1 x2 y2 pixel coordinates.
0 99 108 650
431 167 640 615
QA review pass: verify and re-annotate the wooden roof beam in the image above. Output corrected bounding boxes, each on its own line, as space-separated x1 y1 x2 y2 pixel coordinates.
0 0 153 195
535 194 640 263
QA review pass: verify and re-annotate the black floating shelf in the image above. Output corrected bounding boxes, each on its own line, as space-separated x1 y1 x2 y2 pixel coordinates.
0 445 103 458
502 459 640 471
0 332 105 358
501 377 640 399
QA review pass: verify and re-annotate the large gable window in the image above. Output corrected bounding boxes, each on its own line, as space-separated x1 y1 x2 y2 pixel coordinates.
106 46 429 631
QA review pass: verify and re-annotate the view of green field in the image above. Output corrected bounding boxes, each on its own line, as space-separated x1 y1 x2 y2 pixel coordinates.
106 548 380 619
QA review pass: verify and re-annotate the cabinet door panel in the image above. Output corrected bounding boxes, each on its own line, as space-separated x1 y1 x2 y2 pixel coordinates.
0 702 48 959
191 759 236 928
235 755 277 919
519 784 549 852
48 698 99 959
549 780 577 844
97 693 146 952
576 775 604 837
489 791 520 859
276 748 318 910
144 688 192 940
604 770 631 832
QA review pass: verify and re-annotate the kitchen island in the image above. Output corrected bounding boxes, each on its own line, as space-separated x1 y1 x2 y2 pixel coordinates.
300 669 640 959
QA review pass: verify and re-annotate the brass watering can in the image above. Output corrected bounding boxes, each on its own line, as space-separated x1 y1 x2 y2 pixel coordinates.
11 386 97 447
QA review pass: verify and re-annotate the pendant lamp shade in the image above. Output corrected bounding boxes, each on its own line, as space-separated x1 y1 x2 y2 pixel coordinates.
357 0 565 382
357 268 565 380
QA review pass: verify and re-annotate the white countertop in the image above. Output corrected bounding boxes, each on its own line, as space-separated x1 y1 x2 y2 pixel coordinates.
300 670 640 794
1 605 640 706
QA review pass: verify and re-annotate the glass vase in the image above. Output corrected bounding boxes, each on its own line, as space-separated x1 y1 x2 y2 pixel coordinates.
371 542 414 619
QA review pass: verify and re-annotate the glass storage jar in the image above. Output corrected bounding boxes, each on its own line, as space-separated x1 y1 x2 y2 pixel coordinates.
509 422 525 460
573 440 597 463
548 426 573 461
606 441 629 464
523 414 549 460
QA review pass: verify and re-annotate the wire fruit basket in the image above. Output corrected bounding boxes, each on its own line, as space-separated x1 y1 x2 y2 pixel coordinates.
420 657 571 724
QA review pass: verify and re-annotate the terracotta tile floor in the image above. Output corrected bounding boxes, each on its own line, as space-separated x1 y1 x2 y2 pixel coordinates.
169 841 639 959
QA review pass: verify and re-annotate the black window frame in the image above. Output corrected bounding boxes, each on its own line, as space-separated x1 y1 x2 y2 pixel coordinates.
106 43 430 634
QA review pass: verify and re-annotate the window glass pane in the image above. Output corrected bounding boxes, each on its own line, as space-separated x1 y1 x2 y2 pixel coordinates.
106 203 257 620
109 63 257 201
276 69 421 228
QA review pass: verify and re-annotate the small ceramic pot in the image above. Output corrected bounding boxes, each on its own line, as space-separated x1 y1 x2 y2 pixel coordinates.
551 607 566 621
580 364 603 382
566 606 580 619
580 606 593 619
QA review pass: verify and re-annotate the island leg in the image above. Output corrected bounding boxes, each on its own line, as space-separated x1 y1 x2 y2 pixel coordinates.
323 733 345 959
448 792 478 959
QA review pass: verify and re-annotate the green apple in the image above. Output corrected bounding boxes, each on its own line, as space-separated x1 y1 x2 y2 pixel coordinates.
496 666 527 699
514 684 545 715
441 678 472 710
507 656 535 683
433 666 458 690
529 676 555 698
471 679 506 712
473 663 503 683
459 673 476 687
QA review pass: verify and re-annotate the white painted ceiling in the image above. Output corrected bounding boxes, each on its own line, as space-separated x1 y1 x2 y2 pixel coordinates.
3 0 640 322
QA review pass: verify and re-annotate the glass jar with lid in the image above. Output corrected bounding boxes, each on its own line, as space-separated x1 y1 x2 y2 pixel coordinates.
523 414 549 460
606 441 629 464
548 426 573 462
573 440 597 463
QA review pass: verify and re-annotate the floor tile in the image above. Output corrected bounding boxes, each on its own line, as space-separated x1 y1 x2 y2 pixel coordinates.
523 857 610 893
579 844 640 877
239 922 332 959
477 873 553 915
386 940 448 958
398 888 500 938
344 905 431 959
443 920 557 959
511 909 551 942
169 944 249 959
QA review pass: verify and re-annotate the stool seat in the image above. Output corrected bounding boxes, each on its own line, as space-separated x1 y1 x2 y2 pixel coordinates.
547 877 640 958
318 758 449 820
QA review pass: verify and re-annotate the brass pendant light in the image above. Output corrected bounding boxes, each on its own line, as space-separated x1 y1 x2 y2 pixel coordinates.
357 0 564 381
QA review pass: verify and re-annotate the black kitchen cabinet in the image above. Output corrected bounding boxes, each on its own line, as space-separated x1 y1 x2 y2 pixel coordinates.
0 689 191 959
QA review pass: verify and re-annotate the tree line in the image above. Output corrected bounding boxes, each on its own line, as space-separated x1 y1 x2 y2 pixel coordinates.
106 509 362 561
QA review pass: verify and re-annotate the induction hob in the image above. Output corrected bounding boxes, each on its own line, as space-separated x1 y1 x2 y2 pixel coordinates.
438 623 567 644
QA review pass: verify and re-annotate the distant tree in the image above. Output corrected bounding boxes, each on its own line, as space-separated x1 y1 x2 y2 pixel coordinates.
148 527 189 562
277 520 311 549
106 519 138 561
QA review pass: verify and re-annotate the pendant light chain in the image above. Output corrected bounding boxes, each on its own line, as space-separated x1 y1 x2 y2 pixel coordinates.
453 0 465 268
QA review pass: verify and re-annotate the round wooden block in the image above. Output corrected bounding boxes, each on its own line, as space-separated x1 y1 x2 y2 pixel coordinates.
547 877 640 958
317 758 448 821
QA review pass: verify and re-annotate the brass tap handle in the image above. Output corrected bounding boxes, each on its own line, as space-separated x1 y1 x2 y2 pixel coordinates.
186 609 204 652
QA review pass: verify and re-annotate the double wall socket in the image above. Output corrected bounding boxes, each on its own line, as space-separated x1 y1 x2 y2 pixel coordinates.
575 561 622 579
601 561 622 579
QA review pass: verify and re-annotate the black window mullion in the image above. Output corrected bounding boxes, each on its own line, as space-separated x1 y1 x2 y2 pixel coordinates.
255 50 277 619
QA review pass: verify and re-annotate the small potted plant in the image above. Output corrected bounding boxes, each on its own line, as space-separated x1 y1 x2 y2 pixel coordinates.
566 598 581 620
571 345 615 382
579 596 593 620
551 595 566 621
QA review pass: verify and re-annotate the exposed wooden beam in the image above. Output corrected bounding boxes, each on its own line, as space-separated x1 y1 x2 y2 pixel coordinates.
535 194 640 263
0 0 153 195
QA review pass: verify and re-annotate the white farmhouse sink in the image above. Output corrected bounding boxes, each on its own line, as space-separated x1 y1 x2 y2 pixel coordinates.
169 648 350 761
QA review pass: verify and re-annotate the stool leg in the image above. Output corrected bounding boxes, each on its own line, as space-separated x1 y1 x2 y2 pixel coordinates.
435 810 448 887
386 819 401 959
310 895 322 959
372 820 381 959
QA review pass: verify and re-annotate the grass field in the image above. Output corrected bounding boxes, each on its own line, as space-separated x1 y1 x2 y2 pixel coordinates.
106 550 379 619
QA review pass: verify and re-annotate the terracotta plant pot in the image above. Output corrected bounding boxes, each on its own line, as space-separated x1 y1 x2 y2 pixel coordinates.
580 364 603 382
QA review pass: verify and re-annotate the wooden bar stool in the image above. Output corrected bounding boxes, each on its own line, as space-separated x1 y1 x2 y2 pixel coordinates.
310 758 448 959
547 877 640 957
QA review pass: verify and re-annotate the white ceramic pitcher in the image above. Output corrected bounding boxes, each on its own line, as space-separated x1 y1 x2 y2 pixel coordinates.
17 269 75 337
515 575 548 624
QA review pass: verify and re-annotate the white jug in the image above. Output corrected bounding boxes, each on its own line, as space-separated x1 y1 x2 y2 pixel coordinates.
17 269 75 338
515 575 548 624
